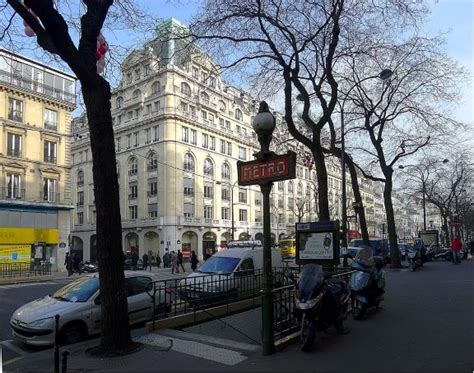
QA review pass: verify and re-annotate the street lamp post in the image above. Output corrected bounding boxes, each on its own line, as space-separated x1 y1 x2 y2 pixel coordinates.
229 180 239 241
252 101 276 356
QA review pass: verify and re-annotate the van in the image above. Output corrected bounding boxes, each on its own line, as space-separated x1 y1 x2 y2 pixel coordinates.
179 241 283 305
278 236 296 259
349 238 390 263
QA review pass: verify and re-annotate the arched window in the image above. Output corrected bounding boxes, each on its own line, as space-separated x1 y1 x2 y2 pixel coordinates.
181 82 191 97
147 152 157 171
218 100 226 112
235 108 243 121
297 182 303 195
132 89 141 98
203 158 214 177
77 170 84 186
116 96 123 109
183 153 195 172
306 184 311 196
221 163 231 179
201 91 210 104
128 157 138 176
288 181 294 193
151 81 161 94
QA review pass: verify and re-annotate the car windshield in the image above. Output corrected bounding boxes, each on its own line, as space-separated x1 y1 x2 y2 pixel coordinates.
278 241 293 249
197 257 241 274
52 276 99 302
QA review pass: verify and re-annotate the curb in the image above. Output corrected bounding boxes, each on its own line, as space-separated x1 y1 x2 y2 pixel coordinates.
0 274 68 286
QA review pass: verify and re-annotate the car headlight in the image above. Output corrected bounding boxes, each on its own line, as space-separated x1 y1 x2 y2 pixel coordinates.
27 317 54 328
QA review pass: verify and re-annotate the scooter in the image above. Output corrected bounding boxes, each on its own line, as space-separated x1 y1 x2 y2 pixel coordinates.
294 264 351 352
80 261 98 273
407 247 423 271
350 248 386 320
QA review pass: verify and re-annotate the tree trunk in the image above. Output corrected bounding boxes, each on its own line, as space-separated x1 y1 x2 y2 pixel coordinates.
382 172 401 268
313 141 330 221
346 158 370 246
82 80 132 353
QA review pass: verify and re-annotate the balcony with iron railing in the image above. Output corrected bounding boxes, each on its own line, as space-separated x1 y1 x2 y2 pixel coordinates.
41 191 60 203
44 156 57 164
8 110 23 122
1 187 25 200
7 149 21 158
0 70 75 104
44 121 57 131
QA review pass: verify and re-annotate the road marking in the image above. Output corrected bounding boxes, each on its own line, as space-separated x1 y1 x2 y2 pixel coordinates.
0 281 56 290
0 341 27 356
137 333 248 366
159 329 260 352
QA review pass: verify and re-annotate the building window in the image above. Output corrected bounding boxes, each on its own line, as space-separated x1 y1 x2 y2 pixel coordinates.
146 104 152 115
147 152 157 171
192 67 199 79
145 128 151 144
190 129 197 145
209 114 214 126
184 186 194 196
129 157 138 175
239 188 247 203
202 133 209 148
210 136 215 151
236 125 241 134
220 140 226 154
182 126 189 143
154 101 161 112
44 140 57 164
219 118 225 128
148 203 158 218
8 98 23 122
126 73 132 84
221 207 230 220
181 82 191 96
225 120 231 129
203 158 214 177
202 183 213 198
255 197 261 206
77 191 84 206
43 178 57 202
239 209 248 222
7 133 22 157
297 183 303 195
148 181 157 196
183 153 195 172
204 206 213 219
180 102 188 112
221 163 231 179
201 110 208 122
116 96 123 109
238 146 247 160
278 182 284 191
288 181 294 193
6 173 22 199
235 108 243 121
153 125 159 142
201 91 210 105
151 81 161 94
44 109 58 130
129 205 138 220
126 134 131 148
129 184 138 199
133 132 139 146
288 197 294 209
221 188 230 201
278 197 284 208
227 142 232 156
135 69 141 81
77 212 84 225
77 171 84 186
184 202 194 217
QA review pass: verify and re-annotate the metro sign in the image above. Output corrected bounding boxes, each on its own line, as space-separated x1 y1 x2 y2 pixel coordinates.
237 151 297 186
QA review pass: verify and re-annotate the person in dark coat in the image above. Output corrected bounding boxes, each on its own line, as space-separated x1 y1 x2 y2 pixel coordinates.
72 253 81 275
65 253 73 276
177 250 185 273
163 250 170 268
190 250 199 272
142 253 149 270
156 254 162 268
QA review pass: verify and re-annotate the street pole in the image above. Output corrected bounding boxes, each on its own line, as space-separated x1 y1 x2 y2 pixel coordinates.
422 178 427 231
231 183 235 241
261 182 274 355
340 107 348 250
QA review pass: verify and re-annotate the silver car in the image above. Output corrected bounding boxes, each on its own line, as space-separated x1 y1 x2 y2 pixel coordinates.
10 271 169 346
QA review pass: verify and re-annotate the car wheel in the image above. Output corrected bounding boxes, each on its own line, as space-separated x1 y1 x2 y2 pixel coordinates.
59 322 86 345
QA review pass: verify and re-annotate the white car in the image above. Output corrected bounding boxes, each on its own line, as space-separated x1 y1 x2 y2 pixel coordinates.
10 271 169 346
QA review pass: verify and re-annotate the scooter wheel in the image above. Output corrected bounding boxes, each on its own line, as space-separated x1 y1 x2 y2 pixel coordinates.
353 299 365 320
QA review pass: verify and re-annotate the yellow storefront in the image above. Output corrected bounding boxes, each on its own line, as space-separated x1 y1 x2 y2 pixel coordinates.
0 228 59 264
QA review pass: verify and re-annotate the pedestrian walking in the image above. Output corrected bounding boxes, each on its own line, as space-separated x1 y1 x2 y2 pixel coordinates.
156 254 162 268
191 250 199 272
171 251 178 274
451 236 462 264
72 253 82 275
142 253 149 271
65 252 73 276
177 250 186 273
163 250 170 268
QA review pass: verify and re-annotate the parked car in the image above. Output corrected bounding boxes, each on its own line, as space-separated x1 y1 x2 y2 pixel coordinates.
179 241 283 305
10 272 169 346
349 238 390 263
124 258 144 270
397 243 412 261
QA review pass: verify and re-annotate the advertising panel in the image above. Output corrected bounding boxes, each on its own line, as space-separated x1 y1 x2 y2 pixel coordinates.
0 245 32 263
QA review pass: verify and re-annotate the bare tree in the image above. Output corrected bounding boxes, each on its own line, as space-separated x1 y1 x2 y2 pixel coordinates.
1 0 153 354
343 35 464 267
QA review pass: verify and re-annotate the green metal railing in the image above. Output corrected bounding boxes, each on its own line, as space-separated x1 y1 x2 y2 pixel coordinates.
0 262 52 278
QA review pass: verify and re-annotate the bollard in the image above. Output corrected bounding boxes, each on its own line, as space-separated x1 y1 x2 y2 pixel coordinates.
54 314 60 373
61 350 69 373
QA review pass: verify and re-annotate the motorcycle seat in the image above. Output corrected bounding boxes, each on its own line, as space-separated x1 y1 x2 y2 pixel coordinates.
326 278 348 299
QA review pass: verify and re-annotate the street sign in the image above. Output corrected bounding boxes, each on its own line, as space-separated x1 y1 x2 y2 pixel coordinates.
295 221 340 266
450 221 462 227
237 151 296 186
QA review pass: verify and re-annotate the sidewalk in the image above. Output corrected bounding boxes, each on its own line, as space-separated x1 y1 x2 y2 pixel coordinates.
5 259 473 372
0 271 70 286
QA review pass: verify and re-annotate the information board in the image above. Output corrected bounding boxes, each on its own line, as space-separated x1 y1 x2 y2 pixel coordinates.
296 221 340 266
